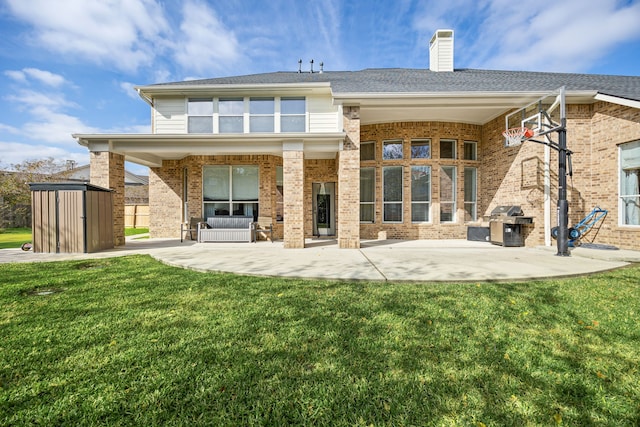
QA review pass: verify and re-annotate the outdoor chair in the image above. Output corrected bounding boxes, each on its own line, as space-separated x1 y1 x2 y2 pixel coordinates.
255 216 274 242
181 217 203 242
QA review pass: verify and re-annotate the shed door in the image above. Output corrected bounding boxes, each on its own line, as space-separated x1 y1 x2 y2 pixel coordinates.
58 191 84 253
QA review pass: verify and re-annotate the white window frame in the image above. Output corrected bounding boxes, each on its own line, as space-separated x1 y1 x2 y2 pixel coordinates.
411 139 431 159
440 139 457 159
619 141 640 226
187 98 214 133
464 167 477 222
360 141 376 161
280 97 306 132
202 165 259 219
383 166 403 223
440 166 457 223
360 167 375 223
383 139 404 160
218 98 245 133
411 166 431 223
464 141 477 161
249 97 275 132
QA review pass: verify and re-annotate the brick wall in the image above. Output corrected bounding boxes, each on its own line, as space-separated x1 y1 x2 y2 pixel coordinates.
339 106 361 248
360 121 481 240
90 151 125 246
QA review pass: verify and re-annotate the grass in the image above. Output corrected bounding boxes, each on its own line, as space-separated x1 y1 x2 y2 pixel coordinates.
124 227 149 237
0 256 639 426
0 228 149 249
0 228 31 249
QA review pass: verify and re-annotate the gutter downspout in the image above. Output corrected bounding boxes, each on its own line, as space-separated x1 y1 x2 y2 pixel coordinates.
136 88 154 107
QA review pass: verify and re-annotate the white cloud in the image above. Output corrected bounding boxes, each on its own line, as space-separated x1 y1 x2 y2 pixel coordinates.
5 89 77 111
22 68 67 87
0 141 88 167
5 0 171 73
173 1 242 74
119 82 140 100
4 70 27 83
412 0 640 72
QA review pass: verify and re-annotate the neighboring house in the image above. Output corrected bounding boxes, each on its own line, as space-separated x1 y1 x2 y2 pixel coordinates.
74 30 640 250
54 164 149 205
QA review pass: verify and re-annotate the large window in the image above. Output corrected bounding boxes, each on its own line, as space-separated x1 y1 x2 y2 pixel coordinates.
249 98 274 132
411 166 431 222
219 98 244 133
383 140 403 160
281 97 305 132
464 167 477 222
383 166 403 222
440 139 456 159
203 165 259 219
187 98 213 133
620 141 640 226
411 139 431 159
360 167 375 222
440 166 456 222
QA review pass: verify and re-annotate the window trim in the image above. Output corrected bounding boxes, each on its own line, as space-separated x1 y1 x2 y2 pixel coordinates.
187 98 214 134
440 139 457 160
464 167 477 222
619 141 640 227
383 165 403 223
249 97 275 133
411 165 431 223
383 139 404 160
411 139 431 159
280 97 306 133
464 140 477 161
440 165 457 223
202 165 259 219
218 98 245 134
360 167 376 223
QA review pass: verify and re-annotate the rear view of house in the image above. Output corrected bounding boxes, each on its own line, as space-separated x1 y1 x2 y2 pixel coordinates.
74 30 640 251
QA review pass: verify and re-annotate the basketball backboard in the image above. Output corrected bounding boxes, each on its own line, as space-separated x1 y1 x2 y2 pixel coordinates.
505 87 565 147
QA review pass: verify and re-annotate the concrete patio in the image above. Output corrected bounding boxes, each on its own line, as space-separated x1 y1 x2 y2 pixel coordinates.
1 237 639 282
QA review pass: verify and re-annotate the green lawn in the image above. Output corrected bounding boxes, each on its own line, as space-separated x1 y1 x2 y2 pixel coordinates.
124 227 149 237
0 228 149 249
0 228 31 249
1 256 638 426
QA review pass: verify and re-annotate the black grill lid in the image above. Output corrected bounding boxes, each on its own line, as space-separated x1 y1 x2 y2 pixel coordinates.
491 205 524 216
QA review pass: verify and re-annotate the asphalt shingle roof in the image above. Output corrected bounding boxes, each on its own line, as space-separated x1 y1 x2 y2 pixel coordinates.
152 68 640 102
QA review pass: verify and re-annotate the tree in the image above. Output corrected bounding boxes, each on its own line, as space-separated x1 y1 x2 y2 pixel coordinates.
0 158 68 228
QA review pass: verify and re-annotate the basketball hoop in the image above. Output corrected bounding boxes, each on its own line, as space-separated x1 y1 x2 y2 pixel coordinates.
503 127 535 147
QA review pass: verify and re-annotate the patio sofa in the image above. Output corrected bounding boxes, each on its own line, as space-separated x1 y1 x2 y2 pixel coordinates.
197 216 255 243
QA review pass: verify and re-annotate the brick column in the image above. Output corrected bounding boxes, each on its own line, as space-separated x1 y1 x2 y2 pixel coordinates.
90 151 125 246
338 106 361 248
283 143 305 248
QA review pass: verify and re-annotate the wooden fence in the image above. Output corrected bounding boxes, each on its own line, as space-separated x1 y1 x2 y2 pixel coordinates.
124 205 149 228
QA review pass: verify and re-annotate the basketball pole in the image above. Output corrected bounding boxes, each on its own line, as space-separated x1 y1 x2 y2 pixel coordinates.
556 117 570 256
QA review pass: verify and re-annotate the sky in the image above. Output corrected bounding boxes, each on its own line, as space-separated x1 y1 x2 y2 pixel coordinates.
1 0 640 175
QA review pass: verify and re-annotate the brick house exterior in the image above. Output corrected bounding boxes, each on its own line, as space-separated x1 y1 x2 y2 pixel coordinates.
74 31 640 251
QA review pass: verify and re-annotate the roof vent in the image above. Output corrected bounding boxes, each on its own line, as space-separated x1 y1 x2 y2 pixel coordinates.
429 29 454 72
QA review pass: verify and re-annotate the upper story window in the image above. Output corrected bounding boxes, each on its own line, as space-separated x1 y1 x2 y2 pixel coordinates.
219 98 244 133
187 98 213 133
411 139 431 159
440 139 456 159
464 141 477 160
383 140 403 160
281 97 306 132
250 98 274 132
360 141 375 161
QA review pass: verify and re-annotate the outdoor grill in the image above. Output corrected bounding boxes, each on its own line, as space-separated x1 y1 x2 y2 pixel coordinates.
489 205 534 247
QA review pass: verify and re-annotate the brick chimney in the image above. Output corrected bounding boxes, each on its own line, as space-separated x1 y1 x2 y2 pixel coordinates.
429 29 454 72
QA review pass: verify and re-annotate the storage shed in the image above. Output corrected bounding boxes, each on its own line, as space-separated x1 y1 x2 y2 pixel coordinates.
29 183 114 253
